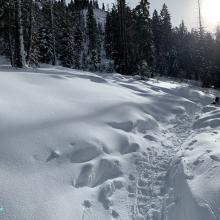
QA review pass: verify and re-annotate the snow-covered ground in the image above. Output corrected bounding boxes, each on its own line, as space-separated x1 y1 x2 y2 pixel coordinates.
0 66 219 220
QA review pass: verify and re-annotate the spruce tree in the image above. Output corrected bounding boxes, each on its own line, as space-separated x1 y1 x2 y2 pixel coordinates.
15 0 26 68
104 12 112 59
73 11 83 69
151 10 161 73
133 0 153 75
87 3 98 71
50 0 57 65
214 27 220 88
159 4 173 76
117 0 129 74
0 0 15 66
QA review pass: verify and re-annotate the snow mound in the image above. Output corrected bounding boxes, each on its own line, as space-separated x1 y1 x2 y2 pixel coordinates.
0 66 219 220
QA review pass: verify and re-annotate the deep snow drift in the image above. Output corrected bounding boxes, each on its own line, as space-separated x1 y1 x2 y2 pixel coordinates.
0 66 219 220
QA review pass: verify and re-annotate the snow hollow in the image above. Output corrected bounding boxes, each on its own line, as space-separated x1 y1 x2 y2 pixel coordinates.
0 66 220 220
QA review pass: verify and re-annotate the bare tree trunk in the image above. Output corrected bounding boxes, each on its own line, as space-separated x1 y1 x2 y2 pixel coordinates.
15 0 26 68
8 0 14 67
27 0 33 66
50 0 57 65
118 0 128 74
198 0 204 38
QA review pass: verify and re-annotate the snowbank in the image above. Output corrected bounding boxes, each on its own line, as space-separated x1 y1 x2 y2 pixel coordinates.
0 66 219 220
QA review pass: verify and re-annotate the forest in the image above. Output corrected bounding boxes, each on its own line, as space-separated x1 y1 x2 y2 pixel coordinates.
0 0 220 88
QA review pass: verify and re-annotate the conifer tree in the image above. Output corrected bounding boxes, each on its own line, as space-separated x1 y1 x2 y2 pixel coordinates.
117 0 129 74
87 3 98 71
159 4 173 75
104 12 112 59
214 27 220 88
151 10 161 73
0 0 15 66
102 3 105 11
15 0 26 68
73 11 83 69
133 0 153 74
50 0 57 65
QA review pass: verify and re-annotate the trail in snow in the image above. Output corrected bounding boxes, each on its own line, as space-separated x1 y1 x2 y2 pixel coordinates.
1 66 219 220
129 103 203 220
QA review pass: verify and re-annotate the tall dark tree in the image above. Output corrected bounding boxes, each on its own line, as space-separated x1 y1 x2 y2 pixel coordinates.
104 11 113 59
73 10 83 69
159 4 173 76
87 3 98 71
151 9 161 73
214 26 220 88
50 0 57 65
15 0 26 68
133 0 153 75
0 0 15 66
117 0 129 74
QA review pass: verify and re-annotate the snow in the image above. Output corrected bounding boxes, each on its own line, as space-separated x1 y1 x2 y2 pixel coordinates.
0 65 220 220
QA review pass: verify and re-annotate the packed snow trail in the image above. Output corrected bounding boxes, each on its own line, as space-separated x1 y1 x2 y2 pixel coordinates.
127 93 203 220
0 66 219 220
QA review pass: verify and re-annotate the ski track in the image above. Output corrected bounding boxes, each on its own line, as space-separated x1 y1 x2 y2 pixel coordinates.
128 103 202 220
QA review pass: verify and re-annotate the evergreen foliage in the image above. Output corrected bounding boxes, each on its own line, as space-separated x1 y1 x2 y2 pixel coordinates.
0 0 220 88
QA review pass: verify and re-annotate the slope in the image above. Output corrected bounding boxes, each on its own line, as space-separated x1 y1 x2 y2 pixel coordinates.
0 66 219 220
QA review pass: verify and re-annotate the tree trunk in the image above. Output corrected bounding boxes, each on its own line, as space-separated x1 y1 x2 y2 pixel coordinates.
15 0 26 68
27 0 33 66
50 0 57 65
8 0 14 67
118 0 128 74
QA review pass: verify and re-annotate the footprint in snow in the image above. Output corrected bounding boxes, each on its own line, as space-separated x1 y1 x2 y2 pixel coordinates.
111 210 120 219
83 200 92 208
46 150 61 162
210 155 220 162
188 140 197 146
193 158 204 166
128 174 135 181
144 135 157 142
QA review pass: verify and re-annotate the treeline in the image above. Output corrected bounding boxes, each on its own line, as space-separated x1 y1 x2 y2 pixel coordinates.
0 0 220 88
0 0 108 71
106 0 220 88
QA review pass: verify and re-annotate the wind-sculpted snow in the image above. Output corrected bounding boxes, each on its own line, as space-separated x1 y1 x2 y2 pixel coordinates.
0 66 219 220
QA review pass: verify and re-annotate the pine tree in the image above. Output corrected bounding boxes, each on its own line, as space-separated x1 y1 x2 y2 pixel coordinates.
117 0 129 74
26 0 33 65
159 4 173 76
15 0 26 68
50 0 57 65
96 23 102 70
133 0 153 74
82 52 88 70
73 11 83 69
104 12 112 59
87 3 98 71
151 10 161 73
38 27 54 63
214 26 220 88
102 3 105 11
29 0 42 66
60 31 75 68
0 0 15 66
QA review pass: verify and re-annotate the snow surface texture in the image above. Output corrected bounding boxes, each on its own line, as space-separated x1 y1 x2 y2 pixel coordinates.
0 65 219 220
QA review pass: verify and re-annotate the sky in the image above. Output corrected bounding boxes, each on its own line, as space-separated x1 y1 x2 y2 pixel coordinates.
98 0 220 32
